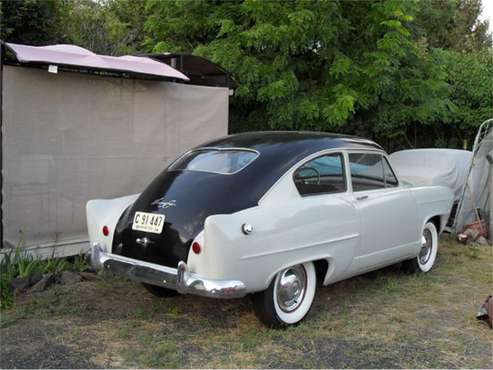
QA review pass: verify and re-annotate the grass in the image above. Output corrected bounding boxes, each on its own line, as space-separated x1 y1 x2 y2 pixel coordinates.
0 235 491 368
0 245 90 309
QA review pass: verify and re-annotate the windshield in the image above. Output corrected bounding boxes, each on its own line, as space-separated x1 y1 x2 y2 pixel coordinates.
169 149 259 175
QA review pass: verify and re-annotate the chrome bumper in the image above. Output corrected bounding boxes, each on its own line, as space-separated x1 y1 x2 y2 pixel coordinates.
90 243 246 299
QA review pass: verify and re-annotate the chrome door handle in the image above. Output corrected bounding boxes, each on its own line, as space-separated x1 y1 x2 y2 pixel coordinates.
356 195 368 201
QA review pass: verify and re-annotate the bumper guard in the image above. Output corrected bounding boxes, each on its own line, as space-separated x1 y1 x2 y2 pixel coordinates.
90 243 246 299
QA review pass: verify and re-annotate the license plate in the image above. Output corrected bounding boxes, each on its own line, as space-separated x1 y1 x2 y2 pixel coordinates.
132 212 165 234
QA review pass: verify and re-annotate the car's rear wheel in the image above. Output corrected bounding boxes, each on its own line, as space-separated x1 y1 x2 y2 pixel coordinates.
402 221 438 273
142 283 179 297
253 262 316 328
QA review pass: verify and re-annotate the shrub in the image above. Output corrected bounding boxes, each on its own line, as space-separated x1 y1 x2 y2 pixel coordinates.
0 245 90 309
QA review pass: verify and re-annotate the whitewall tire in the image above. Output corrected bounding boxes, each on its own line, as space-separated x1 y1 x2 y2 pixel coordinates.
403 221 438 273
253 262 316 328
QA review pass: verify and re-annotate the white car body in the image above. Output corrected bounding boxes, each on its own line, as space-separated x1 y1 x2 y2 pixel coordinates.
87 133 453 299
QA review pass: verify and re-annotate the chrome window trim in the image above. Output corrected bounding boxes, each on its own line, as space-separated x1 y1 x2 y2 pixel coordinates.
345 149 401 193
259 147 354 203
291 151 348 197
382 156 400 188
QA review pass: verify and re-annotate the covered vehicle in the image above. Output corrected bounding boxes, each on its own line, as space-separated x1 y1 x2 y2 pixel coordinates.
454 119 492 236
87 132 454 327
389 149 472 228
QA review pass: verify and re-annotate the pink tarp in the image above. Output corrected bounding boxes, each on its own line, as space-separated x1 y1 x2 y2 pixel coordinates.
5 43 189 81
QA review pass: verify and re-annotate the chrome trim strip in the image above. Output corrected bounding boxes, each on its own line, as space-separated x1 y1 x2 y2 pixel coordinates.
90 243 246 299
176 261 247 298
240 233 360 260
258 147 366 204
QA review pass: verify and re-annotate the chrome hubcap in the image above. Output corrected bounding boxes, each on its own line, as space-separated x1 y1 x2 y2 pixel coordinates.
419 228 433 265
276 265 307 312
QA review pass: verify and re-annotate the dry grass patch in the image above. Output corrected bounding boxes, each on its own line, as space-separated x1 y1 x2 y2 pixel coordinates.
1 235 491 368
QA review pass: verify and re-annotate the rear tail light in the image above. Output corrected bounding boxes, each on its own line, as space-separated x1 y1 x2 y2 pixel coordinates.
192 242 201 254
102 225 109 236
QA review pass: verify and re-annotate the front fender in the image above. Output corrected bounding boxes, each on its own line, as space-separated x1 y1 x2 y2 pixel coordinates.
86 194 139 252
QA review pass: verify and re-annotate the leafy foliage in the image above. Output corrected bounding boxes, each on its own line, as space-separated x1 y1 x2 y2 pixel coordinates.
0 245 89 309
0 0 67 45
144 0 473 148
1 0 492 150
445 49 493 130
62 0 149 55
413 0 492 52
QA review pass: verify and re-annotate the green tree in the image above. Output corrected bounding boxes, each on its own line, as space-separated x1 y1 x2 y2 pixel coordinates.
413 0 491 52
63 0 148 55
0 0 67 45
145 0 453 148
1 0 490 150
1 0 147 55
444 48 493 143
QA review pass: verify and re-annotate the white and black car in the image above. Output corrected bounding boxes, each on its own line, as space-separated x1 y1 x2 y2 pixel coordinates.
87 132 453 327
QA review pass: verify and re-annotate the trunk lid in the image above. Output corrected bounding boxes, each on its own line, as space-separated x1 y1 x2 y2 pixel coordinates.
112 169 252 267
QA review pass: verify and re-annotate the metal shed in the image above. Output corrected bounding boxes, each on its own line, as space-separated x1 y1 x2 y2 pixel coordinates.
0 42 232 257
143 53 237 89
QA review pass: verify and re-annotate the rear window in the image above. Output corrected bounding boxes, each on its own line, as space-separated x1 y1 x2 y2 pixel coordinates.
169 149 258 175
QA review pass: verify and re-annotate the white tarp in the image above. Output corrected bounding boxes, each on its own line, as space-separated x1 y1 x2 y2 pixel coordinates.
455 123 492 232
5 43 189 81
2 65 228 250
389 149 472 200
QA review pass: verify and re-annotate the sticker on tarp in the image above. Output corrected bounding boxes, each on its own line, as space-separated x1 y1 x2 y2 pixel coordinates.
48 65 58 74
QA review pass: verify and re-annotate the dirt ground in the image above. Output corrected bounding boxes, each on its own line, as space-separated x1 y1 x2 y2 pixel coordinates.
1 235 492 368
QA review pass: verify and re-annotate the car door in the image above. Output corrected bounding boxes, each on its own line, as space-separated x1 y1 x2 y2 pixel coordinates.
347 151 419 272
290 151 360 283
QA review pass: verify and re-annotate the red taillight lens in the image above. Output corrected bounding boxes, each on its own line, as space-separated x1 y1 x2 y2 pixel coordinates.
102 225 109 236
192 242 201 254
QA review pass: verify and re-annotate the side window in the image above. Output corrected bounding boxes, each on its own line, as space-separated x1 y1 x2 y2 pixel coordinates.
383 157 398 187
293 153 347 196
348 153 385 191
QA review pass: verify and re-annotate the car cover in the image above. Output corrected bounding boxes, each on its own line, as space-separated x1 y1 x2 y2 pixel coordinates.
389 149 472 201
454 119 493 234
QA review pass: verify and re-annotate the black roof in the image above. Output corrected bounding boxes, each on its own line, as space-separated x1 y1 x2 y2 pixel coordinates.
199 131 383 153
187 131 384 206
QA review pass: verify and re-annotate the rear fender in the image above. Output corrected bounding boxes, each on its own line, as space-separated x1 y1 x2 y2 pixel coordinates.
86 194 139 252
411 186 454 233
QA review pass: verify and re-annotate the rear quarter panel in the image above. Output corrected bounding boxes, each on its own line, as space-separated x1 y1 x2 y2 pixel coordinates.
187 163 360 293
86 194 139 251
410 186 454 232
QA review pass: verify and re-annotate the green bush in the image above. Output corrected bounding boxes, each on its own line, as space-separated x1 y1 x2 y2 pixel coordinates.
41 257 70 275
71 255 90 273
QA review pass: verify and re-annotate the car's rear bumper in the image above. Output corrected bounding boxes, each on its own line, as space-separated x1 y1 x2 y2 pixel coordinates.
89 243 247 299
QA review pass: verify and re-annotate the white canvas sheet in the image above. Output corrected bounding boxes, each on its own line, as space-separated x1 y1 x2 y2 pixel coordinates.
2 65 228 248
6 43 189 81
389 149 472 200
455 127 492 232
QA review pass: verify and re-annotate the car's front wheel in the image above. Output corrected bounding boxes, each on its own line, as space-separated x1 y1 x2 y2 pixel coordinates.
402 221 438 273
253 262 316 328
